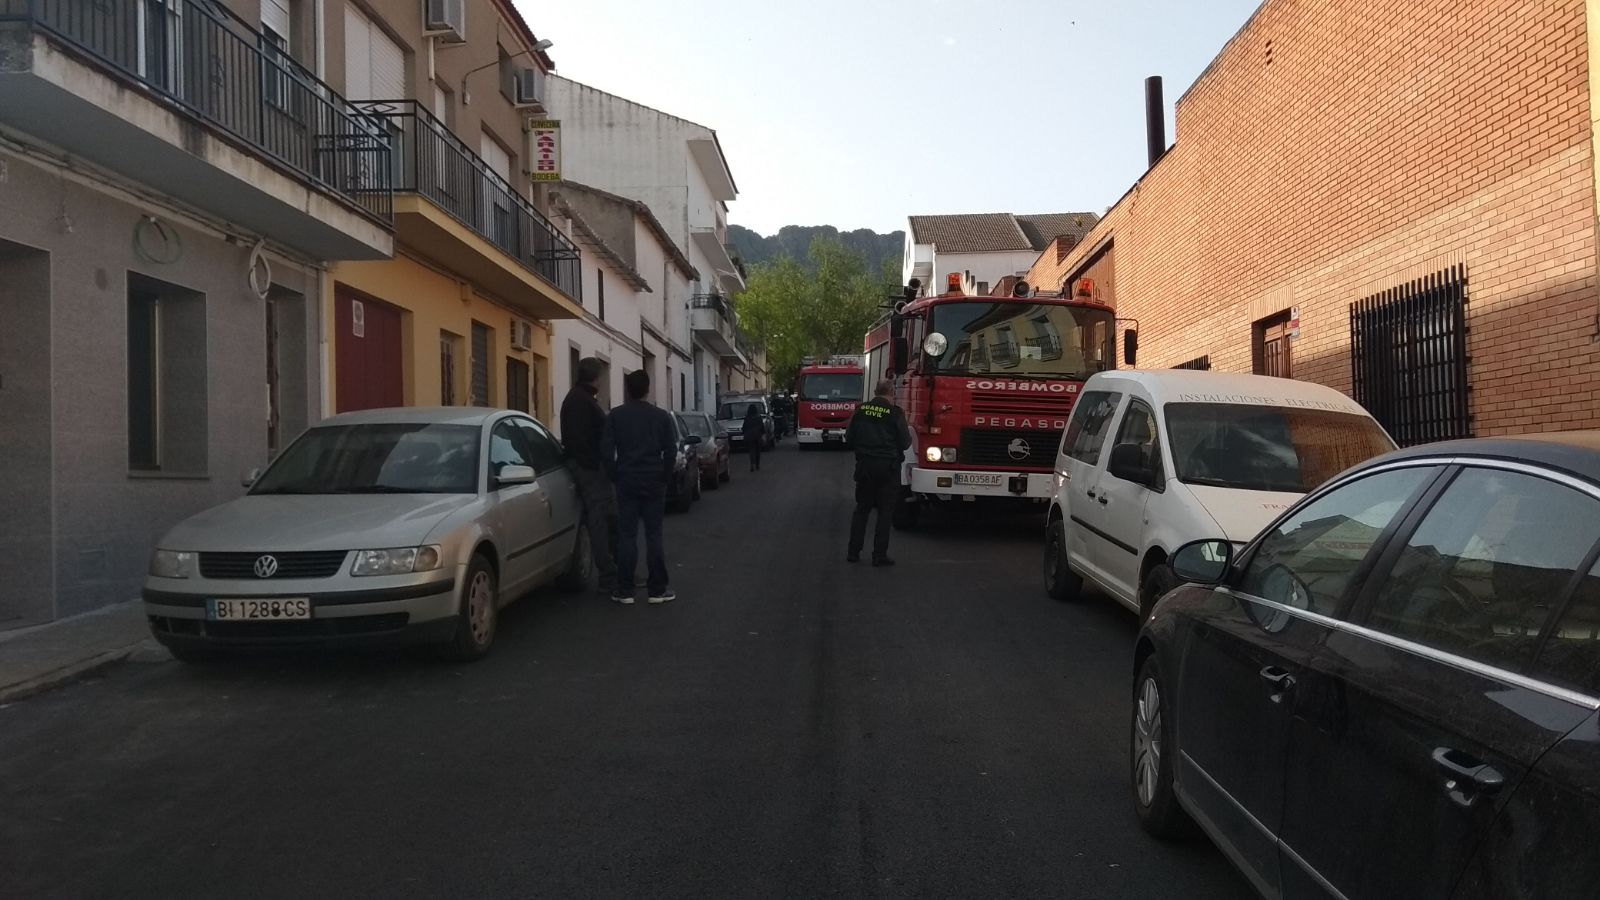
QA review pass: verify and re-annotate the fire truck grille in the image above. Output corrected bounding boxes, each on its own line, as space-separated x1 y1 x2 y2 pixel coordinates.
969 390 1076 417
959 429 1059 469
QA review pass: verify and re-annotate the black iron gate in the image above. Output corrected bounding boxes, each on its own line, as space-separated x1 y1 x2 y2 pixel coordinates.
1349 264 1472 447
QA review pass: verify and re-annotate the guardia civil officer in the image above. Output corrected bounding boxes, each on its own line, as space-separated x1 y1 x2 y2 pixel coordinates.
845 378 912 566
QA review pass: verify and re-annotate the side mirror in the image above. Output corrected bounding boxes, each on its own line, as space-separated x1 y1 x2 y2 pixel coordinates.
684 434 703 445
496 464 537 486
1107 441 1157 487
241 467 261 488
1171 539 1233 586
716 431 730 441
1123 329 1139 368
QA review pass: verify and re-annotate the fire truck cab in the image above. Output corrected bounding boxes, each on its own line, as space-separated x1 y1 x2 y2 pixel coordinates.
793 356 865 447
864 274 1131 526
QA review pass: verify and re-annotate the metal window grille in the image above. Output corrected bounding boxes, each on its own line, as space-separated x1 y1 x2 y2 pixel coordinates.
1173 355 1211 371
1350 265 1472 447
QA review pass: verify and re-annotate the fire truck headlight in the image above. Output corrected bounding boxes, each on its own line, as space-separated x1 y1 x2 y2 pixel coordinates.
925 446 941 463
925 446 956 463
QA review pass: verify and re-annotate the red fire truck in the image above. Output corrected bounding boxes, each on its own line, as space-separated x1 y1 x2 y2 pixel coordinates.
863 274 1131 527
793 355 865 448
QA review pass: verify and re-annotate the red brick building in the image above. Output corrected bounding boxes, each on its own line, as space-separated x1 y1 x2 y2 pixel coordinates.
1028 0 1600 444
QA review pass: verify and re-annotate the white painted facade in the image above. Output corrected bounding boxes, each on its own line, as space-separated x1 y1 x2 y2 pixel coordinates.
545 76 745 413
903 235 1042 297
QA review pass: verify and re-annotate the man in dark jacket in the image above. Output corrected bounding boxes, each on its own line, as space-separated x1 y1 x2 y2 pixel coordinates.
600 369 677 605
559 357 615 590
743 404 766 472
845 378 912 566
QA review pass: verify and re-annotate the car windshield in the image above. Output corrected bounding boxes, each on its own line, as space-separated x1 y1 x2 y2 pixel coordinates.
926 302 1114 378
1165 403 1396 494
677 414 712 438
718 401 763 420
798 373 862 401
251 423 482 495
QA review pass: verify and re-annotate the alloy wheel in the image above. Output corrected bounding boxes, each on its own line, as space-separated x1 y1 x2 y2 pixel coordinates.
467 570 494 646
1133 675 1163 807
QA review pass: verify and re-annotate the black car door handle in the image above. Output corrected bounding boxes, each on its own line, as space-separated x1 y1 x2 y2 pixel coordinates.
1085 489 1097 499
1259 666 1297 703
1098 495 1109 505
1432 747 1505 806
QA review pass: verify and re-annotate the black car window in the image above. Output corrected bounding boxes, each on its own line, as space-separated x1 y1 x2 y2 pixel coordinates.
1060 390 1121 465
1533 556 1600 694
1240 467 1436 618
1110 400 1161 483
514 418 565 474
488 420 534 481
1365 467 1600 675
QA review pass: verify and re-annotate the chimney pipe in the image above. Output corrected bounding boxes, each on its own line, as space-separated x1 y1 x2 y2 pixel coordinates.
1144 75 1166 168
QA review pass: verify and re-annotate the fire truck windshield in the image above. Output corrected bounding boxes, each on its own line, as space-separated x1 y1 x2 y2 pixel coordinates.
798 373 863 401
924 302 1114 379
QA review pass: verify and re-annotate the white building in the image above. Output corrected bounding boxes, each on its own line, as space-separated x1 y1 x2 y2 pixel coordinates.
549 182 700 422
904 213 1098 297
544 76 749 412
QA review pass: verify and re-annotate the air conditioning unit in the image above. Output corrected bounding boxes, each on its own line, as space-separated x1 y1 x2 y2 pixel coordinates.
423 0 465 42
510 318 533 351
514 67 545 109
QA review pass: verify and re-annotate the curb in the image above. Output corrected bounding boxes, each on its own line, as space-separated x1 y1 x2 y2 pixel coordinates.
0 644 143 706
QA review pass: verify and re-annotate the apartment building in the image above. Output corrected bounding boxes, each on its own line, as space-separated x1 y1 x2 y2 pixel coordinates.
905 213 1097 297
0 0 393 627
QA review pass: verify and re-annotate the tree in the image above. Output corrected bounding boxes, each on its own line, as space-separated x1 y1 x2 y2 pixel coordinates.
735 236 899 388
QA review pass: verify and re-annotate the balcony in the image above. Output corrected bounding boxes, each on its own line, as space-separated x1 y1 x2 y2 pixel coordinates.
358 100 582 318
0 0 393 260
690 227 745 294
690 293 744 363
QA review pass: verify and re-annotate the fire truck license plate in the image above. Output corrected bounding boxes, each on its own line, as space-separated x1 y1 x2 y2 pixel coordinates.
954 473 1004 487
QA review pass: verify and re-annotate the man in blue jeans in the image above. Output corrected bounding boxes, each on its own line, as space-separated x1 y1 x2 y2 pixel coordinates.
600 369 677 605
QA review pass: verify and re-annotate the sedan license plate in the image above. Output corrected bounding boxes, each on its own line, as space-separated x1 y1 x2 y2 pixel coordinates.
954 473 1004 487
207 598 311 621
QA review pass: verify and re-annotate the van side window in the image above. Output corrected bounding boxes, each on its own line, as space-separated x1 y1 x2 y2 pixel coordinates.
1111 400 1162 482
1061 391 1121 465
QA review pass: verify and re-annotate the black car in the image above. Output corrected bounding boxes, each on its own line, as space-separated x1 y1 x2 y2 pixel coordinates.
1133 433 1600 900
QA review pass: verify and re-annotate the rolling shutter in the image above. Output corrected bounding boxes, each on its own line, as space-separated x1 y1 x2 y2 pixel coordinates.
342 6 405 101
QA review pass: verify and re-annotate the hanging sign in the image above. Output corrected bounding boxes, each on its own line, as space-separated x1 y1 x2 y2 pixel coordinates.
528 120 561 182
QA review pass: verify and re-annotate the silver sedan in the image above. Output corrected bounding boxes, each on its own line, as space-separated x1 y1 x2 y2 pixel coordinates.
143 407 590 661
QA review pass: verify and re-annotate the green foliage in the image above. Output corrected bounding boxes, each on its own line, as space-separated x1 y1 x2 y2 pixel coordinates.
736 236 899 387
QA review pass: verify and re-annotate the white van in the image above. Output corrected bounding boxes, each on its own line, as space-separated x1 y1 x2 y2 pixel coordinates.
1043 370 1396 616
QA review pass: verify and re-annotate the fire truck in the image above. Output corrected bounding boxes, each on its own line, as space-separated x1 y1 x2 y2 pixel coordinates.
793 355 866 447
863 273 1133 527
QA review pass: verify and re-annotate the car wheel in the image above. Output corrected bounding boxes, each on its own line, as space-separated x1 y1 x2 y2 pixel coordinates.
1132 654 1195 838
1140 563 1179 620
1044 518 1083 601
444 554 498 662
555 521 592 593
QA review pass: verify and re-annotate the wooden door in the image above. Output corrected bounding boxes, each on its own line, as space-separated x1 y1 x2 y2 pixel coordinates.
334 287 404 412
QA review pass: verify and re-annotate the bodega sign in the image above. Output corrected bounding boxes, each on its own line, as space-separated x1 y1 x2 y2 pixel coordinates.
967 379 1079 394
529 120 561 182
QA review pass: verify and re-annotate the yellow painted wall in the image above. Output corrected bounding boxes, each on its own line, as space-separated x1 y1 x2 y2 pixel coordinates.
326 252 556 425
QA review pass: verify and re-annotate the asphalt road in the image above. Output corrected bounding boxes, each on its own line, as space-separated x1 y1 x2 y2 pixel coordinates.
0 443 1252 900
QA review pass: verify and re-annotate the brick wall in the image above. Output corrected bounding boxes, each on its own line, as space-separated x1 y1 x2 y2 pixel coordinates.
1028 0 1600 435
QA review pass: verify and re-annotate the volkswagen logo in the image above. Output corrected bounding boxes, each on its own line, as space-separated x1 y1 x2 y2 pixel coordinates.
1007 438 1032 461
253 555 280 579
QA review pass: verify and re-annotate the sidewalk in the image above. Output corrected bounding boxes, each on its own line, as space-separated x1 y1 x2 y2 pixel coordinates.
0 601 167 704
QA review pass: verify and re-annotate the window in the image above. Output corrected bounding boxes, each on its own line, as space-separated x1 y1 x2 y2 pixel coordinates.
261 26 293 110
680 372 687 409
479 133 514 247
497 45 515 101
1241 467 1436 618
1173 355 1211 371
1534 557 1600 693
515 418 565 473
1164 403 1395 494
1030 314 1063 361
470 322 491 406
1253 311 1292 378
488 420 533 480
927 301 1115 378
1110 400 1162 484
1365 468 1600 673
138 0 183 91
1350 265 1472 447
342 5 404 100
440 331 461 405
506 358 530 413
597 268 606 321
127 274 207 473
253 423 480 494
1060 391 1121 464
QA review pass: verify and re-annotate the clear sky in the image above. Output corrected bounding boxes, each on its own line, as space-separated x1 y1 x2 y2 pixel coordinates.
520 0 1263 236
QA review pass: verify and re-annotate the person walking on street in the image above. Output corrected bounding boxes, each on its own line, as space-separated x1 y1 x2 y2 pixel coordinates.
601 369 677 605
743 404 766 472
846 379 911 567
559 357 616 591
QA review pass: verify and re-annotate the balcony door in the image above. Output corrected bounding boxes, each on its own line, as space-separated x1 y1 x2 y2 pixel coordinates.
479 133 516 252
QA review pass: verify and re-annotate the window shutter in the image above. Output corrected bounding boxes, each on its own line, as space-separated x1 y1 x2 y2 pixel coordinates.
260 0 290 41
342 6 371 99
368 25 405 99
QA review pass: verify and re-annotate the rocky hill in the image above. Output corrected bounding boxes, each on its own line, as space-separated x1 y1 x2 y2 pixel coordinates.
728 224 903 273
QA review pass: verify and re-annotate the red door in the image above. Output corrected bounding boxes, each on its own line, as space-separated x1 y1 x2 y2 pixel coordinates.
335 287 404 412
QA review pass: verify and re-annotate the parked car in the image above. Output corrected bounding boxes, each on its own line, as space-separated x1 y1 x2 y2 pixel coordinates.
677 410 731 488
142 408 589 662
717 393 776 451
666 412 703 512
1132 432 1600 900
1044 370 1395 617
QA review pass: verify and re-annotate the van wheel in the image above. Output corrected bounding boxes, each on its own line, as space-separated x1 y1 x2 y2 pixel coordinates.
1133 654 1196 838
443 554 497 662
1044 518 1083 601
1140 564 1178 620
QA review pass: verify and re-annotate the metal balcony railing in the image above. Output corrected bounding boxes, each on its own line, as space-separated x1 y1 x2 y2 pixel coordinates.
691 293 733 323
356 100 581 302
0 0 393 225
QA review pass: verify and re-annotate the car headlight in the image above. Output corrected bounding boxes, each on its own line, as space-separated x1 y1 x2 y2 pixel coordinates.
924 446 956 463
351 546 443 577
149 549 197 579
